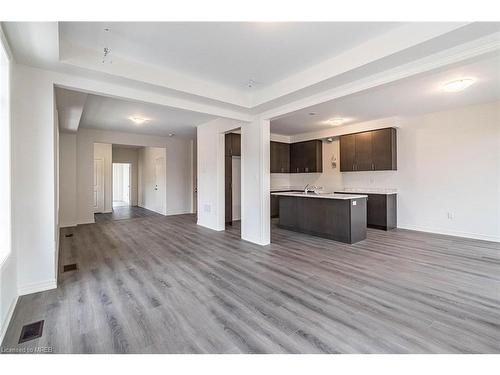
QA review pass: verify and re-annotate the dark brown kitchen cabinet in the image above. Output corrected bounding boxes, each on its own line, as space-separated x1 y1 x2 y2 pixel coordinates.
335 191 397 231
271 194 279 218
372 128 397 170
290 140 322 173
270 141 290 173
290 142 304 173
354 131 372 171
339 134 356 172
225 132 240 157
340 128 396 172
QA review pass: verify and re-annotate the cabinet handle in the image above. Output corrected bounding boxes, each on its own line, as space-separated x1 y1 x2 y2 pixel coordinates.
296 167 299 172
305 167 309 172
371 163 374 170
281 167 284 172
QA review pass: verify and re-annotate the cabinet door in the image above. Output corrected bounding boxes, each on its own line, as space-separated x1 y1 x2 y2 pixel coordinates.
279 142 290 173
270 141 280 173
340 134 356 172
354 132 372 171
302 140 322 173
290 142 304 173
312 140 322 172
270 195 279 217
372 128 396 170
302 141 314 173
366 194 387 227
231 133 241 156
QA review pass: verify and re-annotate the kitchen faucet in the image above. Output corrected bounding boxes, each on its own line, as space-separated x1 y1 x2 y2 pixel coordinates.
304 184 323 194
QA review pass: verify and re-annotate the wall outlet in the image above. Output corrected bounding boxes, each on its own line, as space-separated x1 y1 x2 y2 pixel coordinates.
447 212 454 220
204 204 211 213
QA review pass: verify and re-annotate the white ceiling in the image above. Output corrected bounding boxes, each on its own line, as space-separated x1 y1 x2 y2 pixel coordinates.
271 53 500 135
5 22 498 112
59 22 404 91
74 93 215 138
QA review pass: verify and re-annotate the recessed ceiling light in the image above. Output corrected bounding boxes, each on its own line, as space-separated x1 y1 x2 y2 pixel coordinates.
129 116 149 125
442 78 475 92
168 133 175 137
324 117 346 126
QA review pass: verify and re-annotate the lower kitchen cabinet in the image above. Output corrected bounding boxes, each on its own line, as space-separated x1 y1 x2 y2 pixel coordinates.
335 192 397 230
271 194 279 218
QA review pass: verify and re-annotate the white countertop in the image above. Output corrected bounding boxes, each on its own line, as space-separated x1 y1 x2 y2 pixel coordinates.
272 192 368 200
336 188 398 195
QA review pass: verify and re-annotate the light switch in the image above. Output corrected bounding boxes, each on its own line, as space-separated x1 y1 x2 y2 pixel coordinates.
352 200 357 206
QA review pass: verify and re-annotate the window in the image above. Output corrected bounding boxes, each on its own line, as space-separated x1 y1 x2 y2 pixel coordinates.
0 28 11 263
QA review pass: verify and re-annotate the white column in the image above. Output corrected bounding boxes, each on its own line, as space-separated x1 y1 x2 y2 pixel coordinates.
241 118 270 245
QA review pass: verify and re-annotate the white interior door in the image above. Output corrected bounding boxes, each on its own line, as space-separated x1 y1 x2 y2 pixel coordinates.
154 157 165 214
93 158 104 213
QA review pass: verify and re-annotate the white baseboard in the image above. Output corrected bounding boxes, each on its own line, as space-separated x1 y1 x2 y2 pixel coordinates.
197 221 225 231
18 279 57 296
0 294 19 345
59 222 77 228
397 223 500 243
138 204 166 216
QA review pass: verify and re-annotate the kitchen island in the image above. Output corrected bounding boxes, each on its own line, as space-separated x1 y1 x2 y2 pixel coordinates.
271 192 368 244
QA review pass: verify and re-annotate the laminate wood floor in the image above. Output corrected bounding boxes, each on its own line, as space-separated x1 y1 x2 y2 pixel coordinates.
95 205 163 223
2 210 499 353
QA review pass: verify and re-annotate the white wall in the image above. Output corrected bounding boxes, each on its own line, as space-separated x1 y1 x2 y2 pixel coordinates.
0 25 16 344
112 147 138 206
59 133 77 226
197 118 243 231
271 101 500 241
241 118 271 245
11 63 57 295
138 147 167 215
93 143 113 213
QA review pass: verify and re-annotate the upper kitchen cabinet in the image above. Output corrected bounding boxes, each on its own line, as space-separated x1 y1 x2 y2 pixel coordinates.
225 133 241 157
340 128 397 171
371 128 397 170
290 140 322 173
270 141 290 173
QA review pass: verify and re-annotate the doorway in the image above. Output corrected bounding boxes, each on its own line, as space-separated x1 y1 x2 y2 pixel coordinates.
113 163 131 207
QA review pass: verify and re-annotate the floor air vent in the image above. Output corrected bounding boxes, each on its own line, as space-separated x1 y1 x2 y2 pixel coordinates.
18 320 44 343
65 233 73 237
63 263 78 272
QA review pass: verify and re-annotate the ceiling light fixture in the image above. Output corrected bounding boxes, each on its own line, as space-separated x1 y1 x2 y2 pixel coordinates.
324 117 346 126
442 78 475 92
129 116 149 125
